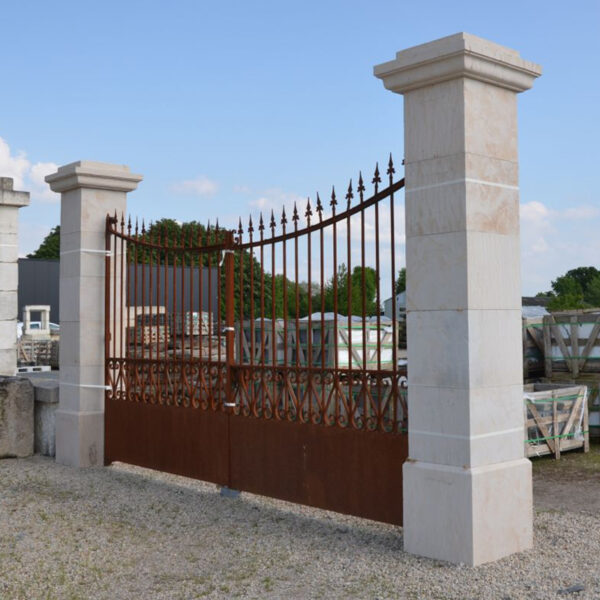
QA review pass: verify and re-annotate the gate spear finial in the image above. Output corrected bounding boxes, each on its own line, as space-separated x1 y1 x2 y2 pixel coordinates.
305 198 312 223
372 163 381 193
357 172 365 201
346 180 353 209
316 193 323 221
387 153 395 178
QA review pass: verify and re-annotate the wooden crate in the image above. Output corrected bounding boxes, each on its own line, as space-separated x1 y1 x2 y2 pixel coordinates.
236 320 287 365
126 306 169 347
523 317 545 380
17 338 54 367
236 319 397 370
173 311 211 336
543 310 600 377
541 372 600 440
292 320 397 370
524 383 589 459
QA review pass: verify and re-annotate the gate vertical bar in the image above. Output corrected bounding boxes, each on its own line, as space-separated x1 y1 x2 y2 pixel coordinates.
224 231 236 407
104 216 113 411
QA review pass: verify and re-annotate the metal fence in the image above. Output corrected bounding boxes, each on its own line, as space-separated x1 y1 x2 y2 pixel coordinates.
106 157 407 432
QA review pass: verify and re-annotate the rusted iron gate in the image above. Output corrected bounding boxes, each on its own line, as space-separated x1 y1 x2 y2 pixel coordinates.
105 157 408 525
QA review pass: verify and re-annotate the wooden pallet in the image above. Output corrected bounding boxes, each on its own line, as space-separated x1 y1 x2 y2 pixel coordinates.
543 311 600 377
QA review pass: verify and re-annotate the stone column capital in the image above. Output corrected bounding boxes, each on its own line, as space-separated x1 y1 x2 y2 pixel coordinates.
0 178 30 208
45 160 143 194
374 32 542 94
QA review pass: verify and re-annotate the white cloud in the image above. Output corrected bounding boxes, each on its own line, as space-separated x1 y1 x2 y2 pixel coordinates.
520 200 554 258
0 137 30 190
520 200 550 223
248 188 306 215
28 161 59 203
519 198 600 294
172 175 218 197
0 137 59 204
249 197 272 210
562 205 600 220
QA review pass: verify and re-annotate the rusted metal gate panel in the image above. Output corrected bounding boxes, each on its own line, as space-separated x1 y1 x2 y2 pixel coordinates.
105 398 229 485
105 157 408 525
229 416 406 525
104 223 235 486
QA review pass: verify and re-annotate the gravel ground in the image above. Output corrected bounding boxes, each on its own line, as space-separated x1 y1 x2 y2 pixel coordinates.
1 456 599 600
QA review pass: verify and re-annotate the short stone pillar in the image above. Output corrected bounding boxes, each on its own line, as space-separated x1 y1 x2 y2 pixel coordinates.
0 377 34 458
23 305 51 337
375 33 542 565
0 178 30 376
46 161 142 467
32 378 60 456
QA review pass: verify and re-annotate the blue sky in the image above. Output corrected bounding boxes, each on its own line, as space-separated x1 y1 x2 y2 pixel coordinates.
1 0 598 295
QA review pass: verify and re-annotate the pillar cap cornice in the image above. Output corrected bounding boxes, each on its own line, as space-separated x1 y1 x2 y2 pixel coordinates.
0 178 30 207
374 32 542 94
45 160 143 193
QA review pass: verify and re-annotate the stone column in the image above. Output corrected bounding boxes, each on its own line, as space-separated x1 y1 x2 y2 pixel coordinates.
0 178 30 376
374 33 542 565
46 161 142 467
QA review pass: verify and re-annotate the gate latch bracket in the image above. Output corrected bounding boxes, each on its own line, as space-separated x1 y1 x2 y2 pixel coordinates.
219 249 235 267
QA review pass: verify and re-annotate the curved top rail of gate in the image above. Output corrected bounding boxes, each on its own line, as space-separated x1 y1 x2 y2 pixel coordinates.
105 155 407 434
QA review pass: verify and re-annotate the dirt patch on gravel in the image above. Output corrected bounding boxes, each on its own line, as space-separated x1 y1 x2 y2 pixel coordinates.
532 441 600 514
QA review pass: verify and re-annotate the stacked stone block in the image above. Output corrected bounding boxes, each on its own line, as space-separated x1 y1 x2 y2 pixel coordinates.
0 178 30 376
375 33 542 565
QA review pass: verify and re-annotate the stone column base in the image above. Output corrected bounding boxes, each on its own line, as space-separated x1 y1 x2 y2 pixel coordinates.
403 458 533 565
55 409 104 467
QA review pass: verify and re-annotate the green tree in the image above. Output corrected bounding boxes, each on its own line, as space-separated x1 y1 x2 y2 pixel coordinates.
544 268 600 311
28 225 60 259
563 267 600 297
586 275 600 308
320 264 378 317
136 219 272 320
394 267 406 295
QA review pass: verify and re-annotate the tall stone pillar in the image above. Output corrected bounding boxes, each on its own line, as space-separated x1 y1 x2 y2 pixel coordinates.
375 34 542 565
0 178 30 376
46 161 142 467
